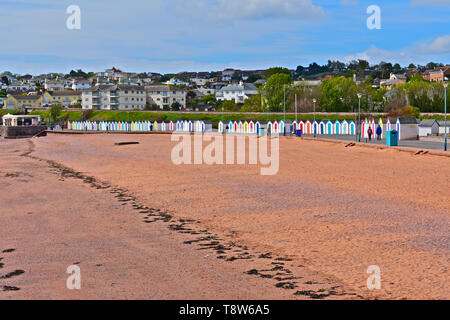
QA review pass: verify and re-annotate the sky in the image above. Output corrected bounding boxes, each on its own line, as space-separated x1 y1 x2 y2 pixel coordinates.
0 0 449 74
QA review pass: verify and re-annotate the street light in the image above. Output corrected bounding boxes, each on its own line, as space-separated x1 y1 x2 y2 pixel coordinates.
357 93 362 142
313 98 317 137
444 80 448 151
283 84 287 123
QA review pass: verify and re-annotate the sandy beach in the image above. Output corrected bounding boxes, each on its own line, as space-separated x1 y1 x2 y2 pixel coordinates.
1 134 449 300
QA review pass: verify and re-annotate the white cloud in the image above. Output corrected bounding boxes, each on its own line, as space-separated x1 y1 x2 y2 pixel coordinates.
344 35 450 66
418 35 450 54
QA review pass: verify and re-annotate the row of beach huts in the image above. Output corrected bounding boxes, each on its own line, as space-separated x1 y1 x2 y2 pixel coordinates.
67 117 444 140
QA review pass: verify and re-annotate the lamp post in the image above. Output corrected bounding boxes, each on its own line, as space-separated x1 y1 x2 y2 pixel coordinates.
357 93 362 142
313 98 317 137
444 81 448 151
283 84 286 123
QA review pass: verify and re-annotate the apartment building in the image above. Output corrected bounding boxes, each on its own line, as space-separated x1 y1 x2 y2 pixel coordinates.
3 94 43 110
145 85 186 109
42 91 81 107
82 85 146 110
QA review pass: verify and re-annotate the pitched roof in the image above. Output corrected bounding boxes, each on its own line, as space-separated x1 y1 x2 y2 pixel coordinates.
47 90 81 96
12 94 41 100
419 119 438 127
397 117 419 124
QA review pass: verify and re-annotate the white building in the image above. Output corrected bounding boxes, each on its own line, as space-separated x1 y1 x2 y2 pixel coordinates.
7 80 34 92
145 85 186 109
419 119 440 137
44 79 65 91
164 78 189 86
82 84 146 110
71 79 92 90
216 81 258 104
190 78 209 86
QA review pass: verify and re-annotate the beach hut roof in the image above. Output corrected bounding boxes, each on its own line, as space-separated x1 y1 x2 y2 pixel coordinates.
397 117 419 124
437 120 450 127
419 119 438 127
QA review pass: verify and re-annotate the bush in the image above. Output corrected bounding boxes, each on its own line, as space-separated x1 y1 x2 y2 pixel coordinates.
387 106 420 119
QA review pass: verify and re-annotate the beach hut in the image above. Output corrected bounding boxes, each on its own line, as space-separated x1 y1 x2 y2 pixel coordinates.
385 118 392 133
218 121 224 133
419 120 439 137
226 121 231 133
349 121 356 135
231 121 237 133
326 121 333 135
437 120 450 136
279 120 285 134
370 119 376 138
312 121 319 135
334 120 341 135
297 120 304 135
266 121 273 135
292 121 298 133
249 121 255 134
273 120 280 134
238 121 244 133
255 121 261 135
341 120 349 135
304 120 312 135
318 121 325 135
244 121 249 134
397 117 419 140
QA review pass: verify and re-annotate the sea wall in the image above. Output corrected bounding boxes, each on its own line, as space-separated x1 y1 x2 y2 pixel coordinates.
0 125 47 138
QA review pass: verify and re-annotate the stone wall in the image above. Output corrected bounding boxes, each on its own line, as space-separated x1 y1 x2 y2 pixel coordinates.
0 125 47 138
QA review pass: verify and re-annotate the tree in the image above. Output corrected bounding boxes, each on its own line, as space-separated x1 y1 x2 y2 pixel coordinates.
263 67 291 80
408 63 416 69
219 100 239 111
265 73 293 112
380 62 393 79
171 102 182 111
247 74 262 83
49 105 63 124
1 76 9 85
393 63 402 73
320 77 357 112
358 59 369 77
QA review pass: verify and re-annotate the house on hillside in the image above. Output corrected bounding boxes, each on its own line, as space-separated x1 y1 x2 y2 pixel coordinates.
380 73 407 90
215 81 258 104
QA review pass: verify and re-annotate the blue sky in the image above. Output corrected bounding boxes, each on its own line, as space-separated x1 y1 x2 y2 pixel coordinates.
0 0 449 74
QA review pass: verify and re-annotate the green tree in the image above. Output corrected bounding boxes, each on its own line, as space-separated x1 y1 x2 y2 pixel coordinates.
263 67 291 80
265 73 293 112
49 105 63 124
219 100 239 112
